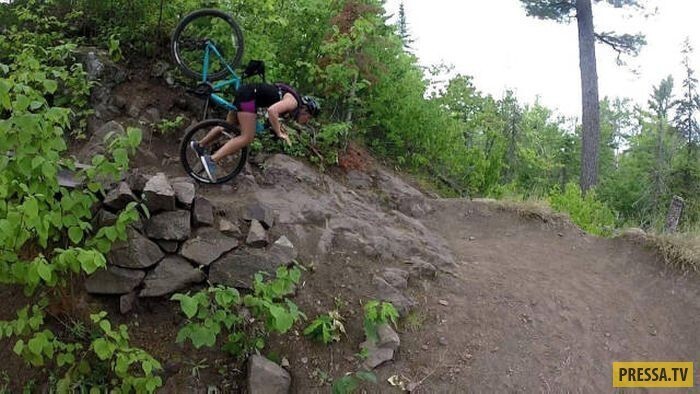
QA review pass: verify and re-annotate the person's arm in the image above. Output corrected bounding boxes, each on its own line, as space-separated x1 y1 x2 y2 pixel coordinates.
267 93 298 143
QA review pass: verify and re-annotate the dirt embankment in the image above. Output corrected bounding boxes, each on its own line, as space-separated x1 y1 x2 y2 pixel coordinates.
2 67 699 392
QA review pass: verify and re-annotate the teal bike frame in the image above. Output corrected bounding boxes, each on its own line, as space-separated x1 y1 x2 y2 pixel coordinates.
199 40 267 133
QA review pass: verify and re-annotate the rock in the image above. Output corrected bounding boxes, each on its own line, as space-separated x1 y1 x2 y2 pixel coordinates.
139 256 205 297
360 342 394 370
373 276 415 316
406 257 437 279
108 228 164 269
85 266 145 295
280 357 290 369
219 219 242 237
172 181 195 208
126 170 151 194
382 268 409 290
243 201 275 229
143 107 161 124
180 228 239 266
120 292 137 314
77 121 125 162
247 355 291 394
439 337 448 346
438 299 449 306
268 236 297 265
246 220 268 248
397 196 432 218
143 173 176 213
103 182 137 212
346 170 373 189
192 197 214 227
157 240 179 253
94 209 118 228
376 324 400 351
209 248 285 289
145 210 191 241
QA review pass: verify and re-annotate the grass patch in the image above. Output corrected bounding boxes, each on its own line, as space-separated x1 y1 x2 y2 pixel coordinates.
647 232 700 274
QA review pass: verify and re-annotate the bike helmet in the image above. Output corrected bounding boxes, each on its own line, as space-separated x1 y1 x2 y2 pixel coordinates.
301 96 320 116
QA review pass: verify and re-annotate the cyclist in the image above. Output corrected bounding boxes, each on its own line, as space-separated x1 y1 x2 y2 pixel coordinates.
190 82 320 182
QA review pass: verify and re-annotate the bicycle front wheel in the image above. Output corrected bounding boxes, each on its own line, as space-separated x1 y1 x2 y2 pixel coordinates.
180 119 249 184
171 9 245 81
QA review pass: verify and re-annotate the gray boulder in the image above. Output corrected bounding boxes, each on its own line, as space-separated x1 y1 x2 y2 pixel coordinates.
180 228 239 266
246 220 268 248
108 228 164 269
85 266 145 295
126 170 151 194
406 257 437 279
192 197 214 227
243 201 275 229
94 209 118 228
376 324 400 351
139 256 205 297
268 236 297 265
209 248 285 290
360 324 400 369
145 210 191 241
77 121 125 162
247 355 291 394
382 268 409 290
360 343 395 370
120 292 138 314
219 219 242 237
143 173 176 213
103 182 137 212
172 181 195 208
346 170 373 189
156 240 179 253
373 276 415 316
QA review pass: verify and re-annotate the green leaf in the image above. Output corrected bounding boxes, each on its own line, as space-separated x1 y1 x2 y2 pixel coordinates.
43 79 58 94
68 226 83 244
0 80 10 110
179 296 198 319
12 339 24 355
28 334 47 355
92 338 113 360
36 262 52 282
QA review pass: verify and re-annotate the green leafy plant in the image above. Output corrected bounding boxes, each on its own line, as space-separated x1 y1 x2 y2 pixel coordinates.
108 33 123 62
155 115 185 134
548 182 616 236
85 312 162 393
243 266 306 334
362 301 399 343
303 310 346 344
331 371 377 394
171 286 243 349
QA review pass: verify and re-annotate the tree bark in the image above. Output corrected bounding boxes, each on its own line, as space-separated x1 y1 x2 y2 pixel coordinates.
576 0 601 193
665 195 684 233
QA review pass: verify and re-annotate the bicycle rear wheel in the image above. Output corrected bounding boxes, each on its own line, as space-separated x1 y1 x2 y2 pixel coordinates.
171 9 244 81
180 119 248 184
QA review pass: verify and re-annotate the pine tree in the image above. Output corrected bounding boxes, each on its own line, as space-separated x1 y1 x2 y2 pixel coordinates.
519 0 646 192
398 1 414 50
672 38 700 200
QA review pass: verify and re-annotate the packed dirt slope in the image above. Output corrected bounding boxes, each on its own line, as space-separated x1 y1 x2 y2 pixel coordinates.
141 146 700 392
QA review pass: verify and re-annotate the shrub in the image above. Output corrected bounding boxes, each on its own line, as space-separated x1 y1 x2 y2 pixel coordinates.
548 182 616 236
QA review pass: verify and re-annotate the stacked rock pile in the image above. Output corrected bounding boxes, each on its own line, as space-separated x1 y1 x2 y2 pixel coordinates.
85 171 293 314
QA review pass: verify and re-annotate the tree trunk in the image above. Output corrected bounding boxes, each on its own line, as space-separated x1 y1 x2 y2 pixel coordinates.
665 195 684 233
576 0 601 193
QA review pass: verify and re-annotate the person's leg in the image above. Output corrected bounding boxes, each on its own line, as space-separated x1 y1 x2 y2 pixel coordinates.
211 111 256 161
197 111 238 147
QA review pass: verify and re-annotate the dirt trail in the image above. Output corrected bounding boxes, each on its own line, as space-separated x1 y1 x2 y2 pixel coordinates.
410 199 700 392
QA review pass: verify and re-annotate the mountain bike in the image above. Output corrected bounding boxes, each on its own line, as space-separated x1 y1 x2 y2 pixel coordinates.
171 9 268 184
